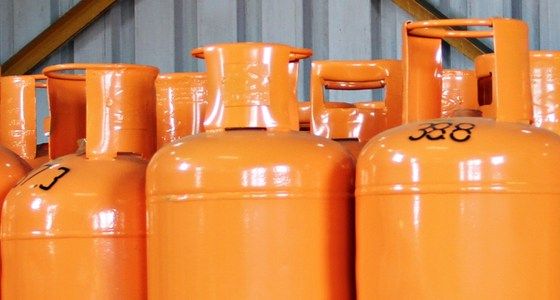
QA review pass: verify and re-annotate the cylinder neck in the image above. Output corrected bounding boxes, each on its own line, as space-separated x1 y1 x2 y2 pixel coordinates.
0 75 46 160
192 43 311 132
43 64 159 160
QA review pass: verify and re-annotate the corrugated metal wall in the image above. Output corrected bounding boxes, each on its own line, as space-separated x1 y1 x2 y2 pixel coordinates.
1 0 559 143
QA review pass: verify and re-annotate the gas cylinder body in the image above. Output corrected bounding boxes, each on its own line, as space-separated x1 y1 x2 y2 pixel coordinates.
155 72 207 148
310 60 402 158
357 18 560 299
0 75 49 168
1 63 158 299
357 117 560 298
148 130 353 299
147 43 354 299
2 155 148 299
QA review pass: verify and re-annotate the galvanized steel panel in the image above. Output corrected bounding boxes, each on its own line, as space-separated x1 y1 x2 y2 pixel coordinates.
1 0 559 144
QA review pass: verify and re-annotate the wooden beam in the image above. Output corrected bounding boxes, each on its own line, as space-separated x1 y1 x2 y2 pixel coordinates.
0 0 118 75
392 0 492 60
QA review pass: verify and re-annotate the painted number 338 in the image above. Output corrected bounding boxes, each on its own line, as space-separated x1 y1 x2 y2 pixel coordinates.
409 122 475 142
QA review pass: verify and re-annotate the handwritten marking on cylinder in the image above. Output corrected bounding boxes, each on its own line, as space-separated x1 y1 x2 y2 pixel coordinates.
409 122 475 142
39 167 70 190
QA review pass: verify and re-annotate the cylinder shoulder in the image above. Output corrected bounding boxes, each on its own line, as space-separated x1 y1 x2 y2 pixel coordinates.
2 153 148 239
147 130 355 196
0 146 32 199
357 117 560 192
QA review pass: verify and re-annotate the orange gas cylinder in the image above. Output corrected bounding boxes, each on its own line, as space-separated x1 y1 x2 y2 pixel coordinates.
147 43 354 299
478 51 560 134
357 18 560 299
441 69 480 117
0 74 50 168
310 60 402 158
155 72 207 148
1 63 158 299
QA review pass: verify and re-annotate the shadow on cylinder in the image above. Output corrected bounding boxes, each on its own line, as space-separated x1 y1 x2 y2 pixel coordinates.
1 63 159 299
147 42 355 299
357 18 560 299
310 60 402 158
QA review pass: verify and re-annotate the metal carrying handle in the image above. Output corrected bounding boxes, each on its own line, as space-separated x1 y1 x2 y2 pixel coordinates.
403 18 531 124
191 46 312 62
310 60 403 141
311 61 395 108
407 19 493 38
288 47 313 61
0 74 46 160
43 63 159 160
43 63 156 80
325 80 385 90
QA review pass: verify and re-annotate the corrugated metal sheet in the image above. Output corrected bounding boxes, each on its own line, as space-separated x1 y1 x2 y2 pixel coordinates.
1 0 558 143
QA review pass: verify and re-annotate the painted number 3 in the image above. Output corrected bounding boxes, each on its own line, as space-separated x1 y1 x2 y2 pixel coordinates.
409 122 475 142
17 164 70 191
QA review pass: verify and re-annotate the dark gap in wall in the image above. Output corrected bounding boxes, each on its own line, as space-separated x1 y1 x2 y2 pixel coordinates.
49 0 59 23
174 0 184 70
183 0 198 71
511 0 522 18
5 0 15 62
534 0 540 49
236 0 246 42
371 0 383 99
111 4 122 63
370 0 381 59
121 0 135 63
302 0 314 102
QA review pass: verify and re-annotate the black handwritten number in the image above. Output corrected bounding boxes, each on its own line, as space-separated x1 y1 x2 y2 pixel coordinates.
408 123 432 141
450 123 475 142
39 167 70 191
426 122 452 140
409 122 452 141
409 122 475 142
